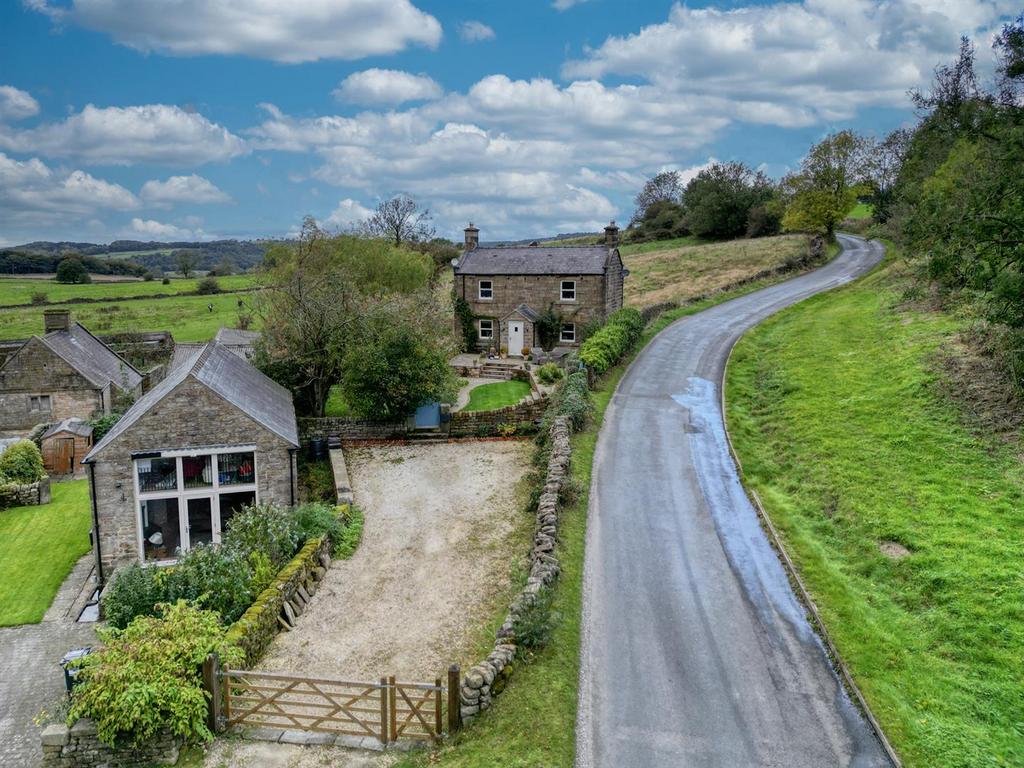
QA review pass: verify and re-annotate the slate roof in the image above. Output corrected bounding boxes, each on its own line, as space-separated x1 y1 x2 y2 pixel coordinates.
503 303 541 322
214 327 260 360
39 323 143 393
455 246 613 276
42 418 94 439
84 341 298 462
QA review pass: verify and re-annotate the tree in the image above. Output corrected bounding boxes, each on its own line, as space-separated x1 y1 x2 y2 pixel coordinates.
175 250 201 278
865 128 912 223
55 256 91 284
341 323 455 420
631 199 688 242
683 162 775 239
364 194 435 245
631 171 682 225
782 130 873 240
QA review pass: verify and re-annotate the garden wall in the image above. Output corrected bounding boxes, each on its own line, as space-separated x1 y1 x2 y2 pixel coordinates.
459 416 571 721
298 417 410 442
40 719 181 768
0 477 50 509
448 397 547 438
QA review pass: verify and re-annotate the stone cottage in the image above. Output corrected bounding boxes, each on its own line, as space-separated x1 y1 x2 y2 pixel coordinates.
0 310 143 434
452 223 626 354
82 341 299 582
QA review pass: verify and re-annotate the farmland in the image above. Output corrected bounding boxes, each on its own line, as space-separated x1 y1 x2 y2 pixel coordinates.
0 274 257 307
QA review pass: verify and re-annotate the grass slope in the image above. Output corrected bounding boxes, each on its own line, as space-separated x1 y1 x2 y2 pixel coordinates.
0 480 92 626
0 274 255 307
622 234 808 307
725 256 1024 767
462 380 531 412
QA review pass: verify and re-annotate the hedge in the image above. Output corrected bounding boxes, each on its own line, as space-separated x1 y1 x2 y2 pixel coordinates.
578 307 644 375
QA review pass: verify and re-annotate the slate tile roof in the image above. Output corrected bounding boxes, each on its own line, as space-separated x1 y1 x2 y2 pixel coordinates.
84 341 298 462
455 245 612 275
42 418 94 439
39 323 143 393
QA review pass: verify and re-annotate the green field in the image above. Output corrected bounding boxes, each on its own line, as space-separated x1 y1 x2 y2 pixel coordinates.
848 201 874 219
461 380 531 412
725 255 1024 767
0 291 257 341
0 480 92 626
0 274 256 307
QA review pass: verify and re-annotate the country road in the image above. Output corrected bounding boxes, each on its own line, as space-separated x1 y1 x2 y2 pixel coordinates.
575 234 891 768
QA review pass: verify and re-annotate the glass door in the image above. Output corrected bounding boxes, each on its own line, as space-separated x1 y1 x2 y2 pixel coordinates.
185 496 215 548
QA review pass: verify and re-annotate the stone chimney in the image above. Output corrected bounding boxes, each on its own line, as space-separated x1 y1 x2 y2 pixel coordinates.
44 309 71 334
604 220 620 248
464 223 480 252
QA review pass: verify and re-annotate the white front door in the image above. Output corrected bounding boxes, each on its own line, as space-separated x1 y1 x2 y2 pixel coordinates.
508 321 524 355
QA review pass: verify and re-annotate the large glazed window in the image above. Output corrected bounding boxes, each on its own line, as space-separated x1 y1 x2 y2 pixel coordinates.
219 452 255 485
137 457 178 493
140 498 181 562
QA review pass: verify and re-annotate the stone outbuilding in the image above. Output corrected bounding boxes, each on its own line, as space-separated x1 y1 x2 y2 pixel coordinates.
0 309 143 434
82 341 300 583
452 222 626 355
40 418 94 478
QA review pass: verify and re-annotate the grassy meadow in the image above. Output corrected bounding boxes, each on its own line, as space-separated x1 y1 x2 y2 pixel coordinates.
0 274 256 307
725 254 1024 767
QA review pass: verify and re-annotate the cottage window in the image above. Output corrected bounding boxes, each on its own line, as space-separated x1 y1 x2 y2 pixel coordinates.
134 448 259 563
478 280 493 300
561 280 576 301
560 323 576 343
29 394 52 412
478 319 494 340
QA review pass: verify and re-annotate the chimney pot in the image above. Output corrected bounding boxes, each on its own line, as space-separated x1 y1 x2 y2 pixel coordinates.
604 220 620 248
464 223 479 252
44 309 71 334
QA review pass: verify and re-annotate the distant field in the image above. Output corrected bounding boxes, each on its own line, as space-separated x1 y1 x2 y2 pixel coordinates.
848 202 874 219
623 234 807 306
0 291 258 342
0 274 256 307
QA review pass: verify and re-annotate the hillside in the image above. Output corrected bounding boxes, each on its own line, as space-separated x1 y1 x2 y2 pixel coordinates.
5 238 273 273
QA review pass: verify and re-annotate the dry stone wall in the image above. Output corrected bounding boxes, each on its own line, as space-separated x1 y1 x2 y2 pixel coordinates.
40 719 181 768
0 477 50 509
460 416 571 721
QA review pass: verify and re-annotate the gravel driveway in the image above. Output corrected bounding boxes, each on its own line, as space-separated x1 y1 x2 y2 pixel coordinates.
261 441 532 682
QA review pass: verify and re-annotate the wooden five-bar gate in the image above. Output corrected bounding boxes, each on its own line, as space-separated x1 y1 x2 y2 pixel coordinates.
202 655 461 746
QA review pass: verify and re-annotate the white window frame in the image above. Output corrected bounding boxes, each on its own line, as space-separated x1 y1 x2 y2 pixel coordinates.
478 280 493 300
478 319 494 341
133 446 259 564
560 280 576 302
560 323 576 343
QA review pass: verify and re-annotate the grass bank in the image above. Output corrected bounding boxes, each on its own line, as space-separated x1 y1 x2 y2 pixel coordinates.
725 253 1024 767
0 274 256 307
0 480 91 626
462 380 531 412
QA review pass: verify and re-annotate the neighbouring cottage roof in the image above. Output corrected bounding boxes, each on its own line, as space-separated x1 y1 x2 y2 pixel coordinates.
37 323 143 393
42 418 93 440
455 246 614 276
503 303 541 323
214 327 261 360
84 341 298 462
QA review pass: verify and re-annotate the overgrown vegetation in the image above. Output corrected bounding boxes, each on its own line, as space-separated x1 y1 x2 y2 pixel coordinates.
536 362 564 384
578 307 643 374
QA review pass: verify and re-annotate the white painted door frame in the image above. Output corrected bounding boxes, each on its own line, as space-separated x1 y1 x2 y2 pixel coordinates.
508 320 524 356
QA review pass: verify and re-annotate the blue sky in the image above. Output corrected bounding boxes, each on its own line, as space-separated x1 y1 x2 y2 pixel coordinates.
0 0 1017 246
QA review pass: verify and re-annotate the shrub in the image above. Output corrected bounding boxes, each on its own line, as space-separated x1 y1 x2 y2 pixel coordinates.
333 506 364 559
161 276 171 285
101 563 168 630
221 503 300 569
291 502 345 555
536 363 564 384
512 587 558 655
30 291 48 305
163 544 254 625
88 412 122 442
299 458 335 503
195 276 221 295
0 439 46 484
68 601 242 746
579 308 643 375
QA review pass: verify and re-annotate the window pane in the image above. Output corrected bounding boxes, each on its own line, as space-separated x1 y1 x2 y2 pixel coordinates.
137 457 177 493
140 498 180 562
187 497 214 548
219 490 256 533
182 455 213 489
219 452 255 486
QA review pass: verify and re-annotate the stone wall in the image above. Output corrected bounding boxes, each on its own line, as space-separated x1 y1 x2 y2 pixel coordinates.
448 397 546 438
0 477 50 509
225 534 333 668
298 417 411 442
40 719 181 768
460 416 571 722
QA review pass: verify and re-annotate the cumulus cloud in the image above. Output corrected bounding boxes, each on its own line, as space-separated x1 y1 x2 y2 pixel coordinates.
140 174 232 206
459 21 495 42
0 104 247 166
129 217 209 240
333 69 443 106
322 198 373 229
29 0 442 63
0 86 40 122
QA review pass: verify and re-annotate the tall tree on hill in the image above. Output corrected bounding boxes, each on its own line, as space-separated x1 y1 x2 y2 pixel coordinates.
175 250 200 278
55 256 91 284
631 171 683 225
364 194 435 245
683 161 776 239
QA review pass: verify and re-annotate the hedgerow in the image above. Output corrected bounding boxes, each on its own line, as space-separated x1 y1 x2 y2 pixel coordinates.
578 308 643 375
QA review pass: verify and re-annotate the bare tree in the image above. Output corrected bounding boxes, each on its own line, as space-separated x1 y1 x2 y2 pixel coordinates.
364 194 435 245
865 128 911 222
631 171 683 225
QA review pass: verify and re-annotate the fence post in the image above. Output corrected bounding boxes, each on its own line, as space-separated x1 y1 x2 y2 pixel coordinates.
434 677 443 738
388 676 398 743
379 677 388 745
202 653 222 734
447 664 462 734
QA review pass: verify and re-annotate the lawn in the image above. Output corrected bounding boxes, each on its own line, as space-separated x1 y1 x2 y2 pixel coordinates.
0 274 256 307
0 291 258 341
461 380 531 412
725 255 1024 767
324 385 353 418
0 479 92 626
622 233 809 307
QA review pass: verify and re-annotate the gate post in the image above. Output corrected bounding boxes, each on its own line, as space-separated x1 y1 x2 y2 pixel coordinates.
447 664 462 734
388 676 398 743
379 677 389 745
202 653 223 734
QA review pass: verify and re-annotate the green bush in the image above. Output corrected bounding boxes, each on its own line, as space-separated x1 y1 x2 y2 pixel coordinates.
88 412 122 443
100 562 168 630
298 457 335 503
536 363 564 384
162 544 254 625
68 601 242 746
333 506 364 559
0 440 46 484
292 502 345 555
195 276 220 295
579 308 643 375
511 587 558 656
30 291 48 305
221 503 300 569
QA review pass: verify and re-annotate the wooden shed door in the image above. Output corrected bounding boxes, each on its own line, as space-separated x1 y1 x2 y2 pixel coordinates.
55 437 75 475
